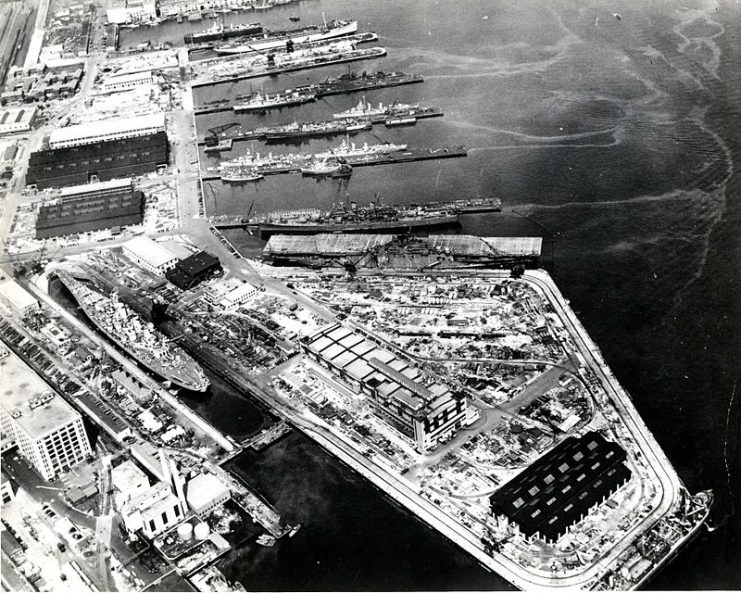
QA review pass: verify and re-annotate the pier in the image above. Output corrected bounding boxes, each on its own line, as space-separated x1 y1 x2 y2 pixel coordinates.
194 72 424 116
201 146 468 181
196 109 443 144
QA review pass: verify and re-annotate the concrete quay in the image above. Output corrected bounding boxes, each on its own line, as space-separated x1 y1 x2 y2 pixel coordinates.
220 267 701 590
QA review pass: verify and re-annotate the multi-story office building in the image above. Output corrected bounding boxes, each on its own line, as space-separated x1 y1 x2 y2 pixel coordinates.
301 323 468 452
0 349 92 481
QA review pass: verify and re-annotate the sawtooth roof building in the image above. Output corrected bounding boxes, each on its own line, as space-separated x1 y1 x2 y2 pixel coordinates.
489 431 632 544
301 323 467 452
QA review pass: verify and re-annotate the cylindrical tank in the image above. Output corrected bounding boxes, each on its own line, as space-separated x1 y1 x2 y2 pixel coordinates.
194 522 210 540
177 523 193 541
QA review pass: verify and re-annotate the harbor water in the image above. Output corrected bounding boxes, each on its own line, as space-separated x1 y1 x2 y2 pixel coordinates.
133 0 740 588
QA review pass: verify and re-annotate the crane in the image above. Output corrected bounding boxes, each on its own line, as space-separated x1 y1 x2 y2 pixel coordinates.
205 122 239 146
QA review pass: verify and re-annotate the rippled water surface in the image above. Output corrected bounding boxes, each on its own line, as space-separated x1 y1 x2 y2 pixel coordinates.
131 0 740 588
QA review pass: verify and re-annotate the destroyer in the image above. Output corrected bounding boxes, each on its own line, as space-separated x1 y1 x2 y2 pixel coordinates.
233 88 316 112
214 19 357 54
58 272 210 392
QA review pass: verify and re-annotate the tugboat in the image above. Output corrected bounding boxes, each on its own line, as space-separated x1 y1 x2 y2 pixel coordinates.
220 165 264 182
301 158 343 177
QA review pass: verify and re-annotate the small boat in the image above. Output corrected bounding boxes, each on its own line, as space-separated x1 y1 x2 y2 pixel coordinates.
331 163 353 178
289 15 300 22
256 534 276 546
288 524 301 538
301 158 342 176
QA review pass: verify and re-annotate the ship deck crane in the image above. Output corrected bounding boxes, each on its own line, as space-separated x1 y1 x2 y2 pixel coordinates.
205 123 239 146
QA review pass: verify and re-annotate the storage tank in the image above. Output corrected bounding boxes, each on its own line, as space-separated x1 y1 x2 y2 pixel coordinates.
194 522 210 540
177 523 193 541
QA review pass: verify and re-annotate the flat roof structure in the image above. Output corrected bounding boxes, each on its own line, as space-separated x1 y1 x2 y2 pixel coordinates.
112 459 149 493
48 113 166 149
0 348 80 439
489 431 631 543
58 178 132 198
123 236 178 270
0 278 38 315
186 472 229 513
165 251 221 290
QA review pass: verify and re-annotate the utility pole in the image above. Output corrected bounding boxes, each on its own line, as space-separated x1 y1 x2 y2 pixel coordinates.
512 209 560 274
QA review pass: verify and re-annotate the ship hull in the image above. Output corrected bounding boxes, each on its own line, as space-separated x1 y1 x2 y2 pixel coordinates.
258 215 459 238
215 21 358 54
234 96 315 112
59 275 210 392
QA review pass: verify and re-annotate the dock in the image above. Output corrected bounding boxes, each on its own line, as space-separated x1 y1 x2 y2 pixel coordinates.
196 109 443 145
243 421 292 451
201 146 468 181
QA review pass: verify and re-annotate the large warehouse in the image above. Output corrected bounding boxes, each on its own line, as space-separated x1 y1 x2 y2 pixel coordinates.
301 323 467 452
35 179 144 238
47 113 165 149
26 131 168 189
489 431 632 544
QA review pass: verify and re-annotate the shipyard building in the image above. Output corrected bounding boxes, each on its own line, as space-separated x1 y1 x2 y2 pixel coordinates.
26 114 168 189
0 106 37 136
489 431 632 544
123 236 178 275
301 323 467 452
35 178 144 238
166 250 221 290
0 277 39 318
0 349 92 481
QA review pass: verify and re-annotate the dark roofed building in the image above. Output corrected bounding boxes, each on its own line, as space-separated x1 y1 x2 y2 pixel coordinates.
165 251 221 290
489 431 631 544
26 131 168 189
36 179 144 238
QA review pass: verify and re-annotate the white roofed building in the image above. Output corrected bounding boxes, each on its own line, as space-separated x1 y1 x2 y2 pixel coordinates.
0 277 39 318
112 459 150 508
101 71 154 93
120 481 183 538
123 236 178 275
48 113 166 149
207 277 259 310
186 473 230 515
0 349 92 481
